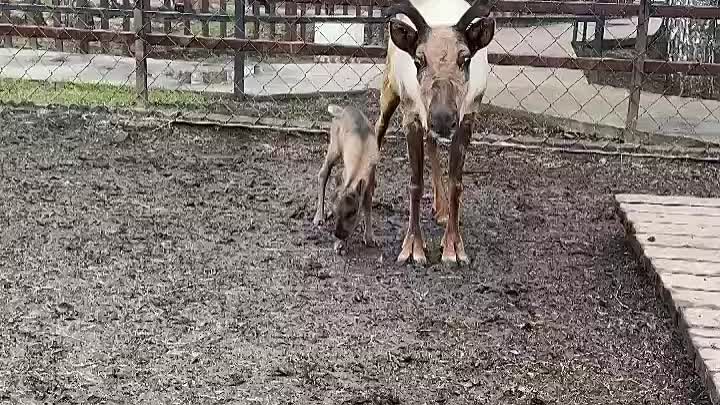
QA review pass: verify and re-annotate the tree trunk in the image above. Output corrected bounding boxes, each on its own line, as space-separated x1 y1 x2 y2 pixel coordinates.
666 0 719 97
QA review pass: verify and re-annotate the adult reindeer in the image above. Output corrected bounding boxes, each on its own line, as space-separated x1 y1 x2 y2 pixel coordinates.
377 0 495 265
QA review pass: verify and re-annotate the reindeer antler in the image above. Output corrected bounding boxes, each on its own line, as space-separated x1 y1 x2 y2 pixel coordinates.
383 0 430 39
455 0 493 32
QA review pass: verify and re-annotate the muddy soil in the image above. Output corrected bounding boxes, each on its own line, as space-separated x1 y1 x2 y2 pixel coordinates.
1 106 719 404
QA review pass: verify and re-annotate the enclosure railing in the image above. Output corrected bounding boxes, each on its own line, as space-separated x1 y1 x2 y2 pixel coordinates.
1 0 720 135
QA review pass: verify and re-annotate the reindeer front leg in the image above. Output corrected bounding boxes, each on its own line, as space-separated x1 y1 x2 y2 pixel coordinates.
441 116 473 265
397 116 426 265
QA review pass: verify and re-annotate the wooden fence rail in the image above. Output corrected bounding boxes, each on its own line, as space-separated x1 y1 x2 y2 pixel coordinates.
0 0 719 134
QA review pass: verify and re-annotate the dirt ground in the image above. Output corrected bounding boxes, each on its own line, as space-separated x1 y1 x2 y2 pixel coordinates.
1 106 719 405
211 90 588 142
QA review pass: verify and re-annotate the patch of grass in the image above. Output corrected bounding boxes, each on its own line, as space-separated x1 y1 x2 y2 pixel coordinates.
0 78 210 109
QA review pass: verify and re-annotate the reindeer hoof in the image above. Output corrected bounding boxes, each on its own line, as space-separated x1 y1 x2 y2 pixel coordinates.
334 239 346 254
312 213 324 227
364 233 379 247
432 201 449 225
441 231 469 266
397 230 426 265
435 211 449 225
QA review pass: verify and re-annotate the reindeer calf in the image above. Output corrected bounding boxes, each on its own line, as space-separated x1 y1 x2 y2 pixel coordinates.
313 105 379 250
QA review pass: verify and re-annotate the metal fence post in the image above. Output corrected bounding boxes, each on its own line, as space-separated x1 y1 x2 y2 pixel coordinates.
1 4 13 48
52 0 63 51
625 0 650 133
234 0 245 97
134 0 149 103
74 0 92 53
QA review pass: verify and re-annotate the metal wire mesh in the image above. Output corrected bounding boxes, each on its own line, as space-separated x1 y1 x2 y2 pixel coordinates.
0 0 720 150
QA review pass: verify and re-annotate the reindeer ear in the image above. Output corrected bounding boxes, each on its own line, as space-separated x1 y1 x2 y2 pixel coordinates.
389 18 420 56
465 18 495 56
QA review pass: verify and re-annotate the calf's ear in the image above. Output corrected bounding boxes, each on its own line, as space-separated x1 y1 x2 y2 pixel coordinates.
389 18 420 56
464 18 495 56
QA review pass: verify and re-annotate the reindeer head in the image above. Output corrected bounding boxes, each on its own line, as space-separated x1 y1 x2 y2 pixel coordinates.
386 0 495 138
332 178 365 240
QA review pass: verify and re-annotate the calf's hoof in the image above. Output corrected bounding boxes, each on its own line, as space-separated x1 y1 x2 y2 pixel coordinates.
363 232 379 247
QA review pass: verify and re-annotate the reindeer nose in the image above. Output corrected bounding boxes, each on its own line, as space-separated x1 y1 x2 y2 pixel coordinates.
430 106 458 137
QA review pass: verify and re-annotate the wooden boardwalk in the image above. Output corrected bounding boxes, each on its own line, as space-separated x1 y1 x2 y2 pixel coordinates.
617 194 720 405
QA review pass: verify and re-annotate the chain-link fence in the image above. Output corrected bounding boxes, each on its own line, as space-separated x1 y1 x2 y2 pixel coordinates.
1 0 720 148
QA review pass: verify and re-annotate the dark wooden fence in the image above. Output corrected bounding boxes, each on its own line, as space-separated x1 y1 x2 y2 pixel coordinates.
0 0 719 132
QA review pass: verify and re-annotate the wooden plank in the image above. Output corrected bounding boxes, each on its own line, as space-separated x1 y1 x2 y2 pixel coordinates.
631 222 720 237
73 0 93 53
630 216 720 237
100 0 109 52
619 197 720 405
233 0 245 97
363 3 372 45
652 258 720 276
629 212 720 227
134 0 148 103
251 1 259 39
643 246 720 263
201 0 209 36
625 0 649 132
266 1 275 40
663 273 720 293
163 0 171 33
122 0 130 30
638 233 720 251
52 0 63 51
1 7 11 48
219 0 226 37
698 348 720 371
2 24 720 79
298 2 306 41
183 0 191 34
689 329 720 347
284 1 296 41
682 308 720 329
621 203 720 217
671 288 720 310
376 3 383 45
312 2 319 43
618 194 720 208
5 1 720 21
245 14 385 23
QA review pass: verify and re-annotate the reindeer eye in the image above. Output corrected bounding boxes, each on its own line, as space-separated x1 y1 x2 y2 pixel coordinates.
458 54 471 68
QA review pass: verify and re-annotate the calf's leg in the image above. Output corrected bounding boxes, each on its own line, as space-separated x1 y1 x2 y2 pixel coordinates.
313 148 339 226
362 168 377 246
